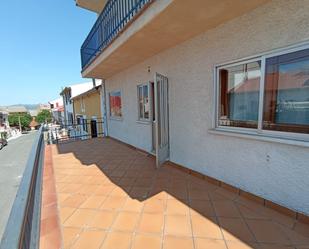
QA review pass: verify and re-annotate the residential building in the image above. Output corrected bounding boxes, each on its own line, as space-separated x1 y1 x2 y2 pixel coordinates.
38 103 50 111
76 0 309 217
49 98 64 124
60 82 94 124
72 84 104 137
0 108 9 133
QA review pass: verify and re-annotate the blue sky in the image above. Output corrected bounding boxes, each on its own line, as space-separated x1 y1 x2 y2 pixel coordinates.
0 0 96 105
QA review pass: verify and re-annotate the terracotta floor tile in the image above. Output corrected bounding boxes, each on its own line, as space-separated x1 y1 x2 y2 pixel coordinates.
167 187 188 200
143 198 166 213
112 211 140 232
57 193 71 203
212 200 242 218
77 184 100 195
62 227 81 248
258 244 295 249
58 183 83 194
236 203 268 220
110 186 130 197
71 230 106 249
63 209 97 228
80 195 106 209
59 207 76 223
47 139 309 249
166 199 189 215
61 194 88 208
90 210 117 230
163 236 194 249
165 215 191 236
137 213 164 234
101 231 132 249
131 234 162 249
225 241 260 249
189 200 216 217
124 170 140 178
219 217 255 242
214 188 239 201
209 191 231 201
294 222 309 238
194 238 227 249
122 198 144 212
94 186 115 196
280 224 309 246
134 177 153 187
153 179 170 189
149 189 169 200
258 206 296 228
189 188 209 200
110 169 126 178
246 219 291 244
130 187 149 199
119 177 136 187
191 215 223 239
101 196 127 210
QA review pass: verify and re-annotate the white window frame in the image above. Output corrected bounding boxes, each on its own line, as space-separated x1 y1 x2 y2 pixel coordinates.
214 42 309 142
137 83 150 122
109 90 123 120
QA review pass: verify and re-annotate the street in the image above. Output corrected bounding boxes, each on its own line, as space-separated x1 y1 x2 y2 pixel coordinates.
0 131 38 240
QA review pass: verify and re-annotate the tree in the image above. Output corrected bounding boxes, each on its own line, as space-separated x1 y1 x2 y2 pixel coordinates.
8 113 32 130
36 110 52 124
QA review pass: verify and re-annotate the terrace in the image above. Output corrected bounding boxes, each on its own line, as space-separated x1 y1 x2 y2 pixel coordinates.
39 137 309 249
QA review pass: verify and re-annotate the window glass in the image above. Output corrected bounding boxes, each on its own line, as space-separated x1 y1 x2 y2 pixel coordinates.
109 91 122 117
263 49 309 133
219 61 261 128
137 84 149 120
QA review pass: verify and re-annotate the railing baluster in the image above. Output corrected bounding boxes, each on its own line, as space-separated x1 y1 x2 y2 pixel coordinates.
81 0 153 69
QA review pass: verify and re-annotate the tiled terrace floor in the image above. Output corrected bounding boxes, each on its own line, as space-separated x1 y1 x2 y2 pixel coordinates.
45 138 309 249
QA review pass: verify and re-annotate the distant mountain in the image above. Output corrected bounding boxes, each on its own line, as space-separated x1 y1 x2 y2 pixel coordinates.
6 104 40 110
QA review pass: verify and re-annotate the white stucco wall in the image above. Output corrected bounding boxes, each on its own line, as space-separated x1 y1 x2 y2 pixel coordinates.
105 0 309 215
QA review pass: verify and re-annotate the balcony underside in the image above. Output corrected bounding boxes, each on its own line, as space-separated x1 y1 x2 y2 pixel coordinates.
76 0 107 13
82 0 269 79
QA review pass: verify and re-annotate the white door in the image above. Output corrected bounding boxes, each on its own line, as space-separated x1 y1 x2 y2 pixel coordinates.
154 73 169 167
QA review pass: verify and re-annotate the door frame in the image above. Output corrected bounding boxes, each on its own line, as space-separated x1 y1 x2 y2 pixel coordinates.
153 73 170 167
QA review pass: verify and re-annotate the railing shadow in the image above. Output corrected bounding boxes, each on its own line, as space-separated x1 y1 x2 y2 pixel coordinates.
54 137 308 248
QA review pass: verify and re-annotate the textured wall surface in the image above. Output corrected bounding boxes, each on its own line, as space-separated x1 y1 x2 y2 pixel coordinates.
105 0 309 215
73 91 102 119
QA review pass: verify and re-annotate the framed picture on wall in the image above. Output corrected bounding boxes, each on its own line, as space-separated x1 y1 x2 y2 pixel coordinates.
109 90 122 118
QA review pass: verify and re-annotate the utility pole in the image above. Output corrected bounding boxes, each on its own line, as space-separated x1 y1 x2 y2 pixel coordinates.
18 115 22 132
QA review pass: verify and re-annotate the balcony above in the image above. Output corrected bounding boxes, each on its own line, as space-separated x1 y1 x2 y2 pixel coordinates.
75 0 107 13
81 0 270 79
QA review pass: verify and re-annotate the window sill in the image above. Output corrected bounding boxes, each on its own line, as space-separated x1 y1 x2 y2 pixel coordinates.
109 116 123 121
208 128 309 148
136 120 151 125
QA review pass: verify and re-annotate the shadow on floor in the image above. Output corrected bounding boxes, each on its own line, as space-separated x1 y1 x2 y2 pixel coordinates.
52 137 309 249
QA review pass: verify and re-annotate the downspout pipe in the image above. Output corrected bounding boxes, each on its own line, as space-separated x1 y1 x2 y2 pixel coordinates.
100 79 108 136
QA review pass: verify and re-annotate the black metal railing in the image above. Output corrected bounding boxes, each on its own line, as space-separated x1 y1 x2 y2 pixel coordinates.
0 127 45 249
81 0 153 70
48 119 105 144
